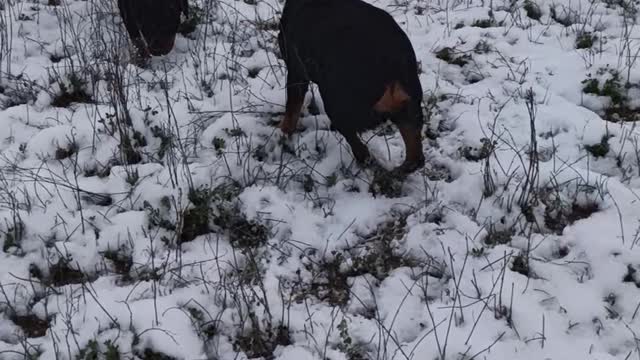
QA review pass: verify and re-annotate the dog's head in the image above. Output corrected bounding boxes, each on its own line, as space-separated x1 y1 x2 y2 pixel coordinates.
136 0 188 56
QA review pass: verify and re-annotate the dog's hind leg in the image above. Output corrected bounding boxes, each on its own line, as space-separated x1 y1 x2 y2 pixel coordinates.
281 78 308 135
278 30 309 136
392 99 425 174
341 130 372 166
319 90 374 166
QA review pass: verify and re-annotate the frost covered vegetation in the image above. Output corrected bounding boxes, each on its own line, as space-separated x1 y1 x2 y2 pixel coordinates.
1 0 640 358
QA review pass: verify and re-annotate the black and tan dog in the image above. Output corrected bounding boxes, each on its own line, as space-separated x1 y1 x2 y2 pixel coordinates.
117 0 188 61
277 0 425 174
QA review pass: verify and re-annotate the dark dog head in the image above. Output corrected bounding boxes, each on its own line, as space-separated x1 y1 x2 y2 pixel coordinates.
136 0 188 56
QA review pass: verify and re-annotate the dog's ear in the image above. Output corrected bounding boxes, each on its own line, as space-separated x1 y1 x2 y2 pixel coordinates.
182 0 189 17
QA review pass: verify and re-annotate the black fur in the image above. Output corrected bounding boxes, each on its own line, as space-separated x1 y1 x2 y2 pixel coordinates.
118 0 188 57
277 0 425 173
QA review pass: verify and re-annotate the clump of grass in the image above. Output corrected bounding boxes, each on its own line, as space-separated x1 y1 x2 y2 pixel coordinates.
132 130 147 148
10 313 51 338
233 324 291 359
49 53 65 63
134 348 176 360
224 127 246 137
209 183 269 249
17 13 34 21
582 70 638 122
125 169 139 186
77 340 121 360
550 6 575 26
212 137 226 155
585 135 611 158
542 188 600 234
297 251 352 306
602 0 638 13
30 257 92 287
307 97 321 115
81 192 113 206
474 40 492 54
510 254 530 277
218 209 269 249
524 0 542 20
119 136 143 165
471 18 501 28
555 245 570 258
178 1 205 36
177 186 217 243
79 341 99 360
49 259 90 286
181 205 211 244
470 247 485 257
185 306 219 340
604 293 620 319
461 138 495 161
177 182 270 248
302 173 315 193
252 144 268 162
576 32 596 49
413 5 426 15
435 47 472 67
600 75 626 109
483 224 513 246
103 247 133 283
294 214 434 306
55 141 79 160
337 318 368 360
369 166 405 198
582 78 600 95
150 125 172 160
84 163 112 178
247 67 262 78
255 18 280 32
51 73 93 108
142 189 200 244
0 77 39 109
350 215 426 279
623 265 639 287
2 220 25 254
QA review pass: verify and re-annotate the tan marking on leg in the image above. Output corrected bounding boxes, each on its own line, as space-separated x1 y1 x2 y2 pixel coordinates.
280 90 305 135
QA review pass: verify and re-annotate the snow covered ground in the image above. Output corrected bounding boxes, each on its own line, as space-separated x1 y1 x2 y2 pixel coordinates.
1 0 640 359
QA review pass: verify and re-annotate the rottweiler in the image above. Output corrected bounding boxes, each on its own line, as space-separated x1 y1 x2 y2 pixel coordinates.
118 0 188 61
278 0 425 173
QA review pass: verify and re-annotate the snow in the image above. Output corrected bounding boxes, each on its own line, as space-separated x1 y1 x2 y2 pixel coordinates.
1 0 640 359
